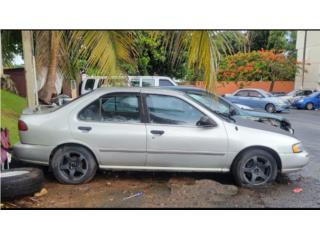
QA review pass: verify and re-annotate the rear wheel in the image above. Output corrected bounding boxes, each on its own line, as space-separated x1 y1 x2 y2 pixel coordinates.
51 145 97 184
232 149 278 187
265 103 276 113
305 102 314 110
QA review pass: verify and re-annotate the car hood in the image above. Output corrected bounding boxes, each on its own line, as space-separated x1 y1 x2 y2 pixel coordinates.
268 96 288 104
277 95 292 101
240 110 286 121
232 116 291 136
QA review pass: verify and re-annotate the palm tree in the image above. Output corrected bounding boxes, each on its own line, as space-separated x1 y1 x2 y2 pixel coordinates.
35 31 135 104
35 30 241 104
37 31 62 103
160 30 242 91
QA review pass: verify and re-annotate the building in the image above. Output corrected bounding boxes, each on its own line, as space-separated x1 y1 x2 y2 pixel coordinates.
295 31 320 90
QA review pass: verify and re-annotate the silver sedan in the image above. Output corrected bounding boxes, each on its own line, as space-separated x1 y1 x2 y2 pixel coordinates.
13 88 309 187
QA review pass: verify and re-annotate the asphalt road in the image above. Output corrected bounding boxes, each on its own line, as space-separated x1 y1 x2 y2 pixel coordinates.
3 109 320 208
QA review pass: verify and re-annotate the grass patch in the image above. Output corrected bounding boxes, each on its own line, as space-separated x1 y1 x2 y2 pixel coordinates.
1 90 27 144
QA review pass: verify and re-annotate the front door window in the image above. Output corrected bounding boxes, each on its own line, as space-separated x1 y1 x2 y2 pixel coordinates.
146 95 204 125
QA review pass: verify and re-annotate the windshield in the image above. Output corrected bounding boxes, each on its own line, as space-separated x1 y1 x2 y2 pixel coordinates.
287 90 296 96
260 90 273 97
309 91 320 98
186 91 239 115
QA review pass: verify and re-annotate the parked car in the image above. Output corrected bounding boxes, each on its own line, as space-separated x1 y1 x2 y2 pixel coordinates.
164 86 294 134
80 75 177 95
277 89 315 104
234 103 254 111
293 91 320 110
271 91 286 97
13 87 308 187
224 88 290 113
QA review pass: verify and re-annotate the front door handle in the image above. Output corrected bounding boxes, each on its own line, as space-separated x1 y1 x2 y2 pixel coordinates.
78 126 92 132
150 130 165 135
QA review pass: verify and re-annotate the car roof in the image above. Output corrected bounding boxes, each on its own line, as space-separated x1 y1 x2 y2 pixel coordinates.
95 86 186 96
236 88 265 91
161 86 206 92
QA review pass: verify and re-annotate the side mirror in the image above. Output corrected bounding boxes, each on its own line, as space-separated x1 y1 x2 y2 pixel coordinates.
196 116 217 128
230 108 238 116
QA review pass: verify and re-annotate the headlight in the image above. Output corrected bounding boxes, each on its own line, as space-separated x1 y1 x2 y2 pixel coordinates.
292 143 304 153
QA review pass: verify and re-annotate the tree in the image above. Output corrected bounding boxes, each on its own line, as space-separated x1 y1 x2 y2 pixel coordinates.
31 30 239 103
246 31 270 52
218 50 299 91
35 31 135 104
38 31 62 103
119 31 202 81
161 31 239 91
0 30 23 67
267 31 288 52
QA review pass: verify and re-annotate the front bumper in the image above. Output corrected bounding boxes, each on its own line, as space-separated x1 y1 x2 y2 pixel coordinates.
293 102 305 109
280 150 309 173
275 104 290 112
12 142 53 166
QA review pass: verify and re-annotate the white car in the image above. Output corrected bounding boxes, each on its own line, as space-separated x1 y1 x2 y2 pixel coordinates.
278 89 315 104
13 88 309 187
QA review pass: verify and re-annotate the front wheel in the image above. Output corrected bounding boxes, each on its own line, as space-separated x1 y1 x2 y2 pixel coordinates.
51 145 97 184
232 149 278 187
265 103 276 113
305 102 314 110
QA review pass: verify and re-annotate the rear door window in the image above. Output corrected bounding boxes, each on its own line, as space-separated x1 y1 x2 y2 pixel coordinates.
100 95 140 123
248 90 263 98
79 94 141 123
235 90 249 97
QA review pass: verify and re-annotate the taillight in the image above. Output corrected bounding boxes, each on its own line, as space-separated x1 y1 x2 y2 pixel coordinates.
18 120 28 131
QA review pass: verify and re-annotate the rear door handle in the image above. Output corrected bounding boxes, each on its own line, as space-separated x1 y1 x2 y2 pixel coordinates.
150 130 165 135
78 126 92 131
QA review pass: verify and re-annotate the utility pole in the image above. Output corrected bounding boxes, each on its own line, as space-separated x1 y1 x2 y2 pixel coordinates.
22 31 38 107
0 30 3 78
301 30 308 88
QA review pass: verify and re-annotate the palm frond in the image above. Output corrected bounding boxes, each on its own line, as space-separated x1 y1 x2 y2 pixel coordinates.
161 30 243 92
71 31 136 76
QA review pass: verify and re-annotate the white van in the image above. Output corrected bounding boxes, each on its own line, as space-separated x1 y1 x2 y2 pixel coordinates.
80 75 177 95
128 76 177 87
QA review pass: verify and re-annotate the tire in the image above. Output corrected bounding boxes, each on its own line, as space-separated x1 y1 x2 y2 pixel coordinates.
265 103 276 113
51 145 97 184
305 102 314 110
232 149 278 187
1 168 44 200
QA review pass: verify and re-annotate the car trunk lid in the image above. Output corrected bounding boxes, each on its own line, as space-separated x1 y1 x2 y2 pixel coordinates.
22 105 60 115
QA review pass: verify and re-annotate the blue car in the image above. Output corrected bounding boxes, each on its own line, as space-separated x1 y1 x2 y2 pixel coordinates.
224 88 290 113
293 91 320 110
163 86 294 134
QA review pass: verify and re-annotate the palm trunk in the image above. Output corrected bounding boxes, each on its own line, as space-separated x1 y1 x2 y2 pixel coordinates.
269 79 275 92
38 31 61 104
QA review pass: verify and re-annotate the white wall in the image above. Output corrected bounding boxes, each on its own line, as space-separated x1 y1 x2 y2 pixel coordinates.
295 31 320 90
